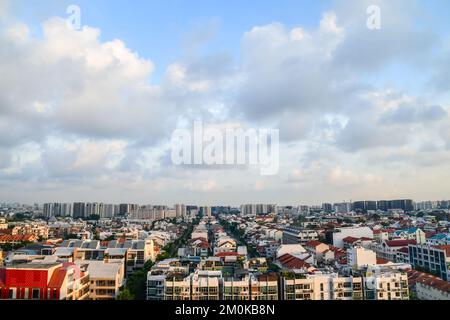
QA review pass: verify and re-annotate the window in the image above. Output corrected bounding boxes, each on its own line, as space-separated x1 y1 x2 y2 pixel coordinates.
32 289 40 300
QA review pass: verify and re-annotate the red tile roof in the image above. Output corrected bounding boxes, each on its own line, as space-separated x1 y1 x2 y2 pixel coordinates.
376 258 390 265
305 240 324 248
408 270 450 293
343 236 359 244
48 268 67 288
277 254 312 270
385 240 416 247
329 246 346 258
215 252 240 257
397 247 409 254
0 234 37 243
189 237 208 244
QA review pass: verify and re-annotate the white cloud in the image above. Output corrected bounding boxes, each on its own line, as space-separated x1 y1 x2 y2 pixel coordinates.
1 1 450 204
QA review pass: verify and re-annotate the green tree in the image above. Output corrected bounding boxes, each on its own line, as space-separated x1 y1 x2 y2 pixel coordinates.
117 288 135 300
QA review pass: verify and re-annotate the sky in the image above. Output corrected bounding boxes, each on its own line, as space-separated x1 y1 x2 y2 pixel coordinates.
0 0 450 206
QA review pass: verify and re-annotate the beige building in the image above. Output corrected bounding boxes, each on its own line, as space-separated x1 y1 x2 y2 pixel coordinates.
12 224 49 239
250 274 279 300
348 247 377 269
281 268 408 300
0 218 8 230
77 261 125 300
281 273 363 300
223 277 252 300
365 266 409 300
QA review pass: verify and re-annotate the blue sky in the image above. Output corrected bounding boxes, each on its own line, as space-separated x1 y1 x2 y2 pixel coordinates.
1 0 450 204
10 0 330 79
9 0 450 87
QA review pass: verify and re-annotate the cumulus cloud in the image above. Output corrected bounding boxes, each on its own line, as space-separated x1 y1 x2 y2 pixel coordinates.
379 104 447 124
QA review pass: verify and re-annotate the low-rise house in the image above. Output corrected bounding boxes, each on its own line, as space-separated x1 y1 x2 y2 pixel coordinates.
256 240 279 259
188 237 209 257
0 234 38 245
213 237 237 255
393 228 426 244
304 241 336 264
246 258 268 273
330 227 373 248
427 233 450 246
276 244 307 258
0 219 7 230
342 237 374 250
277 253 315 273
373 229 390 242
408 270 450 300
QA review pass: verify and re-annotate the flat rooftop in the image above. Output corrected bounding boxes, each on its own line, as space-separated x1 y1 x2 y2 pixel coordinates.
7 262 61 270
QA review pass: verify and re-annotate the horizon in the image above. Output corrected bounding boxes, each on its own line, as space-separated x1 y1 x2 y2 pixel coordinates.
1 197 449 208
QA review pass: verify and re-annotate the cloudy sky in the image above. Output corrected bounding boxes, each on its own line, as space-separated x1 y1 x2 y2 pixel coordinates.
1 0 450 206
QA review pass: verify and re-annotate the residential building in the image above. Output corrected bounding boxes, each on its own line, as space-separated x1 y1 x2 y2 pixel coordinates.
348 247 377 269
0 219 8 230
282 227 319 245
78 261 124 300
0 262 89 300
408 270 450 300
393 228 426 244
330 227 374 248
373 240 416 262
408 244 450 281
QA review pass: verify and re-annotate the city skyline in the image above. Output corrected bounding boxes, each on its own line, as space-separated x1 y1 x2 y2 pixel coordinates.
1 0 450 205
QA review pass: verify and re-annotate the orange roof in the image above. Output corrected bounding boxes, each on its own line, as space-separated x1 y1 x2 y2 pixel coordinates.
215 252 240 257
343 236 359 244
305 240 324 248
397 247 409 254
0 234 37 242
48 268 67 288
385 240 416 247
376 258 390 265
277 254 311 270
408 270 450 293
